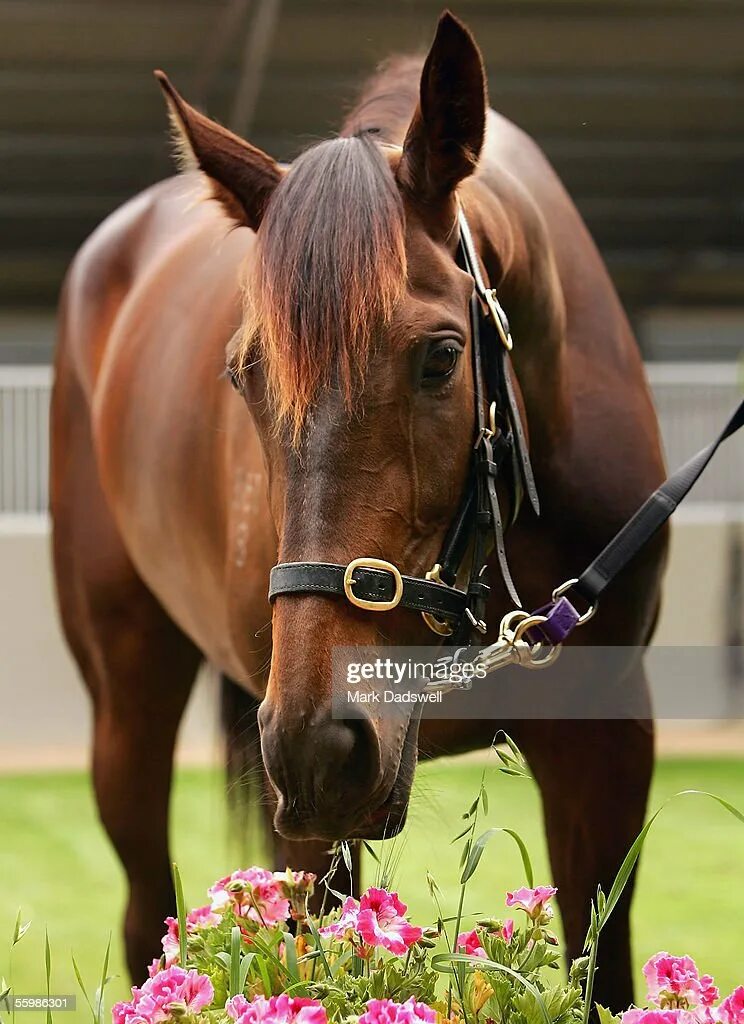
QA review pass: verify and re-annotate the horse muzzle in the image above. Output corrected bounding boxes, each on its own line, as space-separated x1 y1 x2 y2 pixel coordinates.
257 697 420 841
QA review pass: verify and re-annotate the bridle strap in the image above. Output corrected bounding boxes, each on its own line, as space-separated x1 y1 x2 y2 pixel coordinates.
269 561 468 619
456 209 539 518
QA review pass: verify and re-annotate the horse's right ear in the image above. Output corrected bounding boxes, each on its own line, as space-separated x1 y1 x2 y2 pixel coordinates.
397 11 487 202
154 71 282 230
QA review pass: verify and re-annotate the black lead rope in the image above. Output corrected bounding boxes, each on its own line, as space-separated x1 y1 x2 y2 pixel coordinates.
574 396 744 606
517 395 744 653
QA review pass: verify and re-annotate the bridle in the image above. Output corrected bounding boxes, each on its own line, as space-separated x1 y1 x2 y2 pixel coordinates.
266 208 539 645
230 205 744 671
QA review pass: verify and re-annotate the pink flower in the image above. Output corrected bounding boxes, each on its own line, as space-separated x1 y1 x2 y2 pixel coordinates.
457 929 487 959
319 896 361 940
718 988 744 1024
505 886 557 920
622 1010 699 1024
359 997 437 1024
643 953 719 1010
209 867 290 926
501 919 514 943
226 993 327 1024
112 1004 146 1024
356 888 423 955
113 966 213 1023
161 904 222 965
112 1011 150 1024
320 888 422 956
146 959 162 979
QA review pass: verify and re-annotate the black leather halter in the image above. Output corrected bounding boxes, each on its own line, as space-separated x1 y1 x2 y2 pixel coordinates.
268 209 539 644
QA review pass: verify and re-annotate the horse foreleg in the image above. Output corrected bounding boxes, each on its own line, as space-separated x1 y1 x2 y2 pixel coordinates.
52 365 203 981
519 703 654 1011
87 598 201 980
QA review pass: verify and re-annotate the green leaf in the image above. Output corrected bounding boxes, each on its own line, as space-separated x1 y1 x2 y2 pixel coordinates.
594 789 744 946
230 927 242 998
329 948 353 978
283 932 299 983
501 732 525 762
451 825 472 844
71 953 96 1023
362 841 380 863
172 863 188 967
340 842 353 878
596 1006 622 1024
256 956 273 997
44 929 52 1024
239 952 256 992
432 952 551 1024
93 933 111 1024
11 912 30 948
305 918 333 981
460 827 534 886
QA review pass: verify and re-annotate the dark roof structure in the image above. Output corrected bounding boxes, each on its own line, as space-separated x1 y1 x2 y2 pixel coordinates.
3 0 743 318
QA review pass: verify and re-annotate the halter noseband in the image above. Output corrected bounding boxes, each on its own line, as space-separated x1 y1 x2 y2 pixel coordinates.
267 209 539 645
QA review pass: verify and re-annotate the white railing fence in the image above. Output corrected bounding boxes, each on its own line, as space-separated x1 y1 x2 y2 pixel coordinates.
0 363 742 515
0 366 51 515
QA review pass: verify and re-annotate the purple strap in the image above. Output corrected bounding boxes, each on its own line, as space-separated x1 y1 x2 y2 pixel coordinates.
525 596 580 646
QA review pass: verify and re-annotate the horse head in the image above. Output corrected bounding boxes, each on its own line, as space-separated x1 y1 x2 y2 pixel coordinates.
157 12 516 841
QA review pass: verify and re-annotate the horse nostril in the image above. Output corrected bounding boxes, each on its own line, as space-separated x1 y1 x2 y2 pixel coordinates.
318 714 382 795
258 700 383 834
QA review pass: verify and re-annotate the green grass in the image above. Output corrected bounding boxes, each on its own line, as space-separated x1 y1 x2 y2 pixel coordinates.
2 756 744 1020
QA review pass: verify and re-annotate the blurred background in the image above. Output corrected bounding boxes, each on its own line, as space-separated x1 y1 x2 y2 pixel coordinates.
1 0 744 1009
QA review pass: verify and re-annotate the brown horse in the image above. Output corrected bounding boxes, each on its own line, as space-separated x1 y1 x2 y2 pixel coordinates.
51 11 667 1008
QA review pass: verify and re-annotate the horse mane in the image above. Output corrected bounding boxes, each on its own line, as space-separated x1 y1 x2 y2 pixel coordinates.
235 97 414 443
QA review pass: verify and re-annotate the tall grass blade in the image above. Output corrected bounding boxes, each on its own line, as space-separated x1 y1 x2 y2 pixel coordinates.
44 930 52 1024
93 934 112 1024
305 919 332 981
71 954 96 1023
595 790 744 942
172 863 188 967
230 927 242 998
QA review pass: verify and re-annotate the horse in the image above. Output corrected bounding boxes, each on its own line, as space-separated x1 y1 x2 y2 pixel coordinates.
51 11 667 1008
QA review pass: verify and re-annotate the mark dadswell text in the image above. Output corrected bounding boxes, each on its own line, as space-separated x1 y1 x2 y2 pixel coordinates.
346 689 443 704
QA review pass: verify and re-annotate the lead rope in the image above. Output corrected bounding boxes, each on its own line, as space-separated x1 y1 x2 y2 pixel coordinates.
433 394 744 690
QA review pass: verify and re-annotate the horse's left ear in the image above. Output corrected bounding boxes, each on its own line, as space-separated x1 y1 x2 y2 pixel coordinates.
154 71 282 230
397 11 487 201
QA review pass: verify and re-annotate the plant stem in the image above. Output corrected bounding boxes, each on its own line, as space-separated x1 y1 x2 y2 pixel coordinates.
581 934 600 1024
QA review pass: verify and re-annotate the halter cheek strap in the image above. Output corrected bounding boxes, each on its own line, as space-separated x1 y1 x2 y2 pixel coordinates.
266 208 538 643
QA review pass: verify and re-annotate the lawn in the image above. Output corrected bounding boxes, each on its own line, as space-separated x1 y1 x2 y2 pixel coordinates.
2 755 744 1019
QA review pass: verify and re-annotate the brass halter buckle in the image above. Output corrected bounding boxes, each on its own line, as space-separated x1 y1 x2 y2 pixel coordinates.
421 563 455 637
343 557 404 612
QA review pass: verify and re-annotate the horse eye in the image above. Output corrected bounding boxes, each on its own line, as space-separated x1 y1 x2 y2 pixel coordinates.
422 341 461 384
